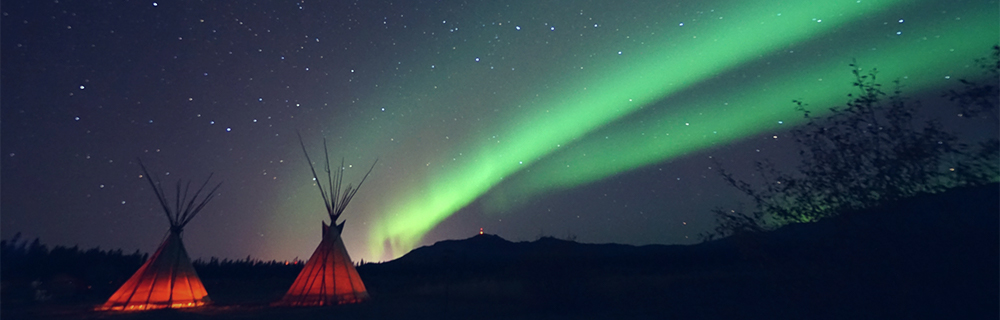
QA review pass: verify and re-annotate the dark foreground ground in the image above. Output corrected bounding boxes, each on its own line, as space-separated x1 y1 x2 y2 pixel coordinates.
4 184 998 319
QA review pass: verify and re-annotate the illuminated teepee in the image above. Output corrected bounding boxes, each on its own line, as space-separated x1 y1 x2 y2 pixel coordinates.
274 134 374 306
99 160 221 311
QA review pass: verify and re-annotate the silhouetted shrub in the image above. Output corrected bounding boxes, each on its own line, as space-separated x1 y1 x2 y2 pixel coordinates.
706 47 1000 240
946 45 999 121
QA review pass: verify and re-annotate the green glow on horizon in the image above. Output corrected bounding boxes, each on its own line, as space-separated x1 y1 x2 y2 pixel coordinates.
274 0 997 261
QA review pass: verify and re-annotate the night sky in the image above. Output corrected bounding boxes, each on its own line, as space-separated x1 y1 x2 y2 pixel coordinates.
2 0 997 263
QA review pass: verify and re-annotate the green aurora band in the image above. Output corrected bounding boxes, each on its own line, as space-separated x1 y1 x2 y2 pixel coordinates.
283 0 997 261
487 7 996 209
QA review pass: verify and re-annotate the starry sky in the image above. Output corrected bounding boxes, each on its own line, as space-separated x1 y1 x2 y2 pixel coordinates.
2 0 997 263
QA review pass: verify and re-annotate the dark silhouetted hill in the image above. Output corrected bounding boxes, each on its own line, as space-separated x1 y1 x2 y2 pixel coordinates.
358 183 998 319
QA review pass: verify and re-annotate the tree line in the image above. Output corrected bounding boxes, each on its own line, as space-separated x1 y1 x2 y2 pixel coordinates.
0 232 304 304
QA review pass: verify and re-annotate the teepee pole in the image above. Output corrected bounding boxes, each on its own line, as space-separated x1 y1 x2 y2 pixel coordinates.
138 159 175 226
323 140 336 219
297 131 333 215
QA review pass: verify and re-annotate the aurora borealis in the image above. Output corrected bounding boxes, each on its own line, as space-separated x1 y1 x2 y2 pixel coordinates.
2 0 997 262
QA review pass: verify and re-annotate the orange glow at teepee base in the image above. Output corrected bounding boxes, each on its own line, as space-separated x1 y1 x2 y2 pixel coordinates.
273 136 375 307
273 222 369 306
98 231 210 311
98 159 220 312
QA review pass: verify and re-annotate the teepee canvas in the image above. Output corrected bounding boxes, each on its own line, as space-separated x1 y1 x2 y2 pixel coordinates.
274 134 374 306
100 160 221 311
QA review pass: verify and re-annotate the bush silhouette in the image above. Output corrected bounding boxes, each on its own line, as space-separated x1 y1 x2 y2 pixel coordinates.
706 48 1000 240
